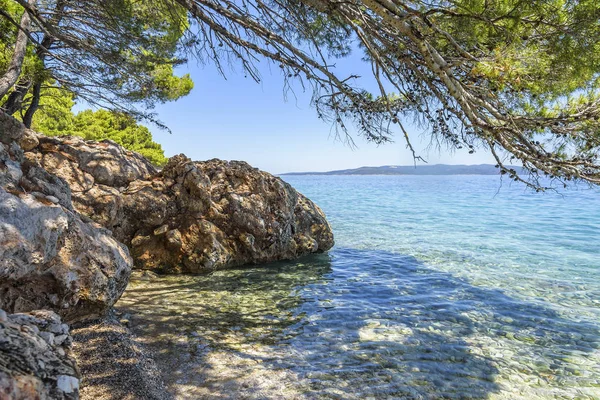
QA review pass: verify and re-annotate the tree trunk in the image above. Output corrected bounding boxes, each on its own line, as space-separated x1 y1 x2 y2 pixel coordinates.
21 29 57 127
1 79 32 115
23 79 41 128
0 1 34 98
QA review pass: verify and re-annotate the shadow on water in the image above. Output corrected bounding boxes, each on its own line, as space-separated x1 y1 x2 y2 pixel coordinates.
117 249 600 399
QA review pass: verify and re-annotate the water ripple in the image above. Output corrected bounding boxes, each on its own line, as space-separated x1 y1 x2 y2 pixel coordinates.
118 249 600 399
118 175 600 399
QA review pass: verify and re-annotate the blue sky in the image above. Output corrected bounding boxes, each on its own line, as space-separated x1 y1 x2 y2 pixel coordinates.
148 54 495 175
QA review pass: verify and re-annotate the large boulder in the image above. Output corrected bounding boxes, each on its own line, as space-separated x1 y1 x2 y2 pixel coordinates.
32 136 334 273
0 309 80 400
123 156 334 273
0 113 132 322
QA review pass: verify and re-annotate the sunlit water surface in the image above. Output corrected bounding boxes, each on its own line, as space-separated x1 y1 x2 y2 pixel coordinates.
117 175 600 399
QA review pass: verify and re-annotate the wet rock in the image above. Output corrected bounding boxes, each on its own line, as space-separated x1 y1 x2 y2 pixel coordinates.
0 309 79 399
33 139 334 273
0 112 132 322
131 270 160 281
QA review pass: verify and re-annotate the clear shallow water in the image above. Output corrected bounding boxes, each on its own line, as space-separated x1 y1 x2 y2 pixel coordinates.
117 175 600 399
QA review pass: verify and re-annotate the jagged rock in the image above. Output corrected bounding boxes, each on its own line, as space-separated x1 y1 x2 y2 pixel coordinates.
0 112 37 148
0 113 132 322
0 188 132 321
37 135 157 188
0 309 80 400
32 138 334 273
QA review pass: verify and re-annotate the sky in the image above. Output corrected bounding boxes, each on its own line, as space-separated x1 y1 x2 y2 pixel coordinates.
147 53 496 175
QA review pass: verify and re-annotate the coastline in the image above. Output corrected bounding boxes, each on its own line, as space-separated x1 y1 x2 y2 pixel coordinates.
0 112 334 399
2 111 599 399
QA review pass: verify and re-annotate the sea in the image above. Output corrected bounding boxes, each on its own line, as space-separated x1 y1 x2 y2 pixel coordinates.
117 175 600 399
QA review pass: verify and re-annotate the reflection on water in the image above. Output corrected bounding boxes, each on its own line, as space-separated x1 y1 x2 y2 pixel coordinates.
117 249 600 399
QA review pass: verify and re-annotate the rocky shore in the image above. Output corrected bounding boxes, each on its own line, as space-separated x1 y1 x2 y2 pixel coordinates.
0 309 79 399
71 311 172 400
0 111 334 399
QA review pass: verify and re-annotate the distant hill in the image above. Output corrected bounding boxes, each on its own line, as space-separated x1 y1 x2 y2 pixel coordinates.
282 164 515 176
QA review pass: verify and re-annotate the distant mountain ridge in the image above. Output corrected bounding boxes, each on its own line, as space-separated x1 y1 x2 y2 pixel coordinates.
282 164 514 176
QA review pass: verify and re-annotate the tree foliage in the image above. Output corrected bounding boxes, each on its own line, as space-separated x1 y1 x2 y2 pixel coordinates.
26 88 168 166
42 109 169 166
2 0 600 188
1 0 193 123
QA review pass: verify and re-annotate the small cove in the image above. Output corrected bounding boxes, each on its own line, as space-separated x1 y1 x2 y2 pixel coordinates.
117 175 600 399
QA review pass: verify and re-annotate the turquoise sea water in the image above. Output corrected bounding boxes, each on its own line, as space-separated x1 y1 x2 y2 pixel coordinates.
118 175 600 399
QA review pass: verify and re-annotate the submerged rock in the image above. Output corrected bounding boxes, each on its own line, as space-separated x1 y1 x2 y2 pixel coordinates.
0 113 132 321
33 138 334 273
0 309 80 399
